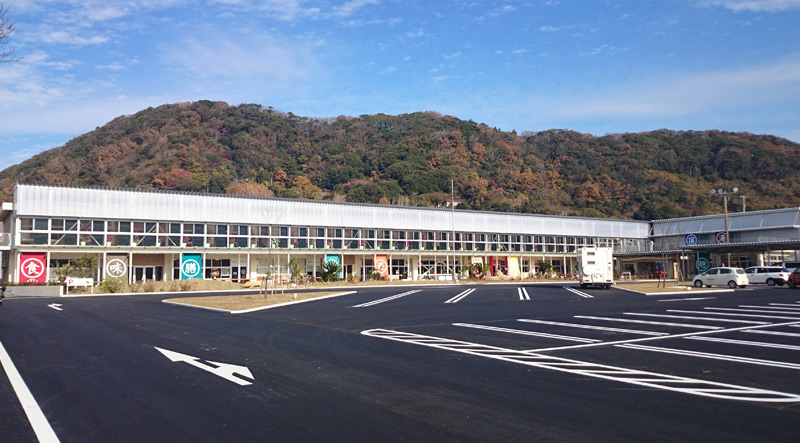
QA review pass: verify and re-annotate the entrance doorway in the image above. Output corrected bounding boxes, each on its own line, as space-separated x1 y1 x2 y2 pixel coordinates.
134 266 163 282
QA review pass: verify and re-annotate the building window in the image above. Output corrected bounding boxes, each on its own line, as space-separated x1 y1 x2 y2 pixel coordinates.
21 233 48 245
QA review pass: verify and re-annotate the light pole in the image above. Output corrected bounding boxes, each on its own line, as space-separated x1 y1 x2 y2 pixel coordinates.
711 187 738 266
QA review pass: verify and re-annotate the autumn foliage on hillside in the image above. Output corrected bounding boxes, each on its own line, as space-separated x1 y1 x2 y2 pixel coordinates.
1 100 799 219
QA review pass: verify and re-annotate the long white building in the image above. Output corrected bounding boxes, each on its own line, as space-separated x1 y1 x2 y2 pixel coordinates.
1 183 652 284
2 183 799 286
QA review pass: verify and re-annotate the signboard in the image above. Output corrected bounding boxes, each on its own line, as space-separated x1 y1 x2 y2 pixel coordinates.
374 254 388 277
67 278 93 287
507 256 521 278
685 234 698 246
695 252 711 274
325 254 342 278
181 253 202 280
19 252 47 283
715 232 727 244
105 254 129 279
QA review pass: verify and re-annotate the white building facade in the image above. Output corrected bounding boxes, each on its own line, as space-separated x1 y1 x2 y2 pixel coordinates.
1 184 652 284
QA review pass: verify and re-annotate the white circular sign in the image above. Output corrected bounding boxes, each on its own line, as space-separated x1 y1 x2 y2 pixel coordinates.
106 259 127 278
685 234 698 246
715 232 727 244
696 257 711 273
182 258 202 278
20 257 45 280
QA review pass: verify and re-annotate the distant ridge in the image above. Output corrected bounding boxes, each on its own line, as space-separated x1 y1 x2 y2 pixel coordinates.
1 100 798 220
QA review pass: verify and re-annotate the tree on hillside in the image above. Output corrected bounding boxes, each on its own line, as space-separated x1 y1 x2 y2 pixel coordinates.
1 3 20 63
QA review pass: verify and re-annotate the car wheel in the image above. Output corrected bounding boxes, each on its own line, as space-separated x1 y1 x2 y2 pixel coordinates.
767 278 775 286
728 280 737 289
790 280 797 289
693 280 703 288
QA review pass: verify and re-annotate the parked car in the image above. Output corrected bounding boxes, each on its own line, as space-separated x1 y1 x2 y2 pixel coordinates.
789 270 800 289
744 266 791 286
693 267 748 288
775 261 800 273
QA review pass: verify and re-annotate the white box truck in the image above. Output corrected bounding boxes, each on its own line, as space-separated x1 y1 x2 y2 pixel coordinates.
577 245 614 289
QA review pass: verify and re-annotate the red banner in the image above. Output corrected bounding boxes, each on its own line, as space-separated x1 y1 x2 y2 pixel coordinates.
19 252 47 283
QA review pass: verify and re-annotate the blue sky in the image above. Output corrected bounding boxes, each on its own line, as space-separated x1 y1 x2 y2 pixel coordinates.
1 0 799 171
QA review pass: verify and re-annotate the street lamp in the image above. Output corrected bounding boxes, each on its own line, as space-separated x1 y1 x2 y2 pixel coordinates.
711 187 738 265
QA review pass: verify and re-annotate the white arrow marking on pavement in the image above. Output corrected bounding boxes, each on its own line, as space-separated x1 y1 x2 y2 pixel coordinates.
48 303 63 311
155 347 254 386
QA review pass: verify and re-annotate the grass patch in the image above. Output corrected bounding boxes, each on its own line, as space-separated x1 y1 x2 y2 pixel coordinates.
164 291 349 312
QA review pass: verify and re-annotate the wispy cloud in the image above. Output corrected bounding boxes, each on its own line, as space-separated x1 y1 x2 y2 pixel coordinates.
38 30 109 45
549 58 800 119
700 0 800 12
332 0 379 18
162 33 321 87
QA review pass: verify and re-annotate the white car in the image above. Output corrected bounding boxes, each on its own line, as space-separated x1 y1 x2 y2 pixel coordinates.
744 266 790 286
693 267 748 289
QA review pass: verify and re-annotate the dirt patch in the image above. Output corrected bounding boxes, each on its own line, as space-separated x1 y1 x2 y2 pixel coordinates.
164 291 349 312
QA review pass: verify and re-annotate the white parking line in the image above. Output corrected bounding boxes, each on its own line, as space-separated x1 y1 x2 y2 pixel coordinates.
0 340 60 442
444 288 475 304
362 329 800 402
454 323 600 343
574 315 723 330
769 303 800 308
744 329 800 338
623 312 770 325
658 297 716 302
520 319 800 353
518 287 530 301
619 343 800 371
562 286 593 298
708 307 800 315
667 310 800 321
739 305 800 311
685 336 800 351
352 290 421 307
518 319 667 336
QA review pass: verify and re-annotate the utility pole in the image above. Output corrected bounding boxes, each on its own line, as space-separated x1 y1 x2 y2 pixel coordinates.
451 180 457 283
740 195 747 212
711 187 738 266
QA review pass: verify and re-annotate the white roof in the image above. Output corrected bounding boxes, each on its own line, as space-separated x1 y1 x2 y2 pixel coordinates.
14 183 650 238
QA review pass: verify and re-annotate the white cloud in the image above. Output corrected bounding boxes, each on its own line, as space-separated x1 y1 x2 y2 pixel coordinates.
162 34 320 87
332 0 379 18
38 30 109 46
549 58 800 119
539 25 560 32
700 0 800 11
95 61 126 71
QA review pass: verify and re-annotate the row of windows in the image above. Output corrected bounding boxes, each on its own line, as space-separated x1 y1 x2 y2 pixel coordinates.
18 217 634 251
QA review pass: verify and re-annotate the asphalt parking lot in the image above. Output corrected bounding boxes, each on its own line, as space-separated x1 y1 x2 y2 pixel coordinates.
2 283 800 442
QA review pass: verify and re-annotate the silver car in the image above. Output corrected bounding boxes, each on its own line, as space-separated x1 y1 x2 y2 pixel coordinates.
693 267 748 289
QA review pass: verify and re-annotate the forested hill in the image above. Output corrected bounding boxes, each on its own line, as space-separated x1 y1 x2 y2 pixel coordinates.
2 100 799 220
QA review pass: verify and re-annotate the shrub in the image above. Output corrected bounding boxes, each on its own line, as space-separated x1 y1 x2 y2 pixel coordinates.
99 277 127 293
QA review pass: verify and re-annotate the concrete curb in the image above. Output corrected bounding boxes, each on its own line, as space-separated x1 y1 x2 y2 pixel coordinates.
614 286 733 296
161 291 358 314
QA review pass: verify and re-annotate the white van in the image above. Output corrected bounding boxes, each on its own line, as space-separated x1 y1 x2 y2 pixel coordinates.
577 246 614 289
